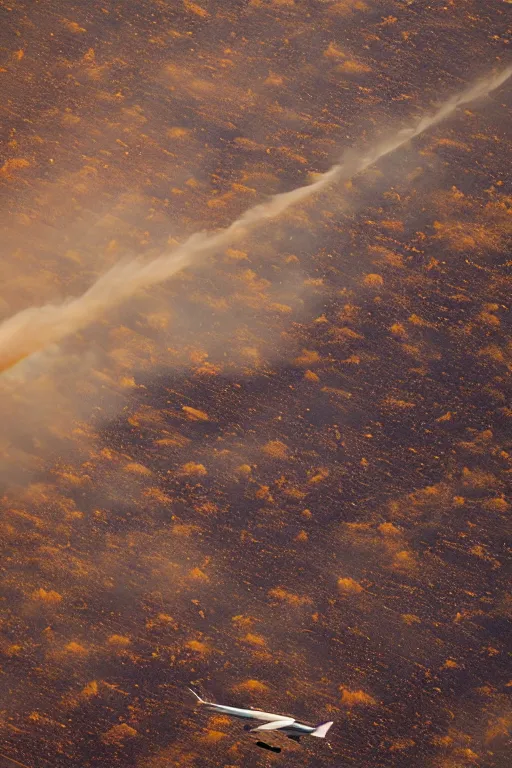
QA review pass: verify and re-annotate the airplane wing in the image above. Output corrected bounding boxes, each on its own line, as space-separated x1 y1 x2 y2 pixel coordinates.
250 718 295 732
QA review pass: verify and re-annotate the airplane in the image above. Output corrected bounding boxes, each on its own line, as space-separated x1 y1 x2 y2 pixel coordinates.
187 687 333 753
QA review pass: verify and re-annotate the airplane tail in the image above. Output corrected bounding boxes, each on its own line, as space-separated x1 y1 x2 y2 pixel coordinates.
311 721 333 738
187 687 206 705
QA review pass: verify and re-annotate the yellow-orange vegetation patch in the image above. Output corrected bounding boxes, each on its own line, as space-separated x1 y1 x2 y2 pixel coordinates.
196 501 219 515
81 681 99 698
432 735 454 747
337 59 371 74
390 323 407 338
181 462 207 476
275 146 308 164
128 407 165 428
255 487 271 502
144 487 172 505
82 47 95 63
268 587 311 607
65 641 88 655
183 405 209 421
469 545 501 568
304 278 324 288
101 723 138 745
172 523 201 536
393 550 416 571
462 467 497 489
402 614 421 625
55 469 90 487
309 467 330 484
381 219 404 232
378 522 401 536
208 715 232 729
304 369 320 382
231 182 256 195
382 397 415 410
477 311 500 327
409 313 434 327
225 247 249 261
363 273 384 288
236 269 271 295
155 432 191 448
370 244 404 268
409 483 449 505
234 679 270 693
389 738 415 752
332 327 363 341
185 639 209 654
477 345 507 364
233 137 265 151
295 530 308 542
340 687 377 706
124 462 153 476
201 729 227 743
345 522 371 532
454 748 481 762
61 18 87 33
232 614 256 628
146 613 178 630
167 127 190 139
8 509 44 528
436 138 471 151
483 496 509 513
337 303 360 323
183 0 209 17
243 633 267 647
337 577 363 594
194 361 222 376
119 376 137 388
31 588 63 604
433 220 502 252
442 659 459 669
0 158 31 176
189 349 210 367
269 301 293 314
324 42 346 59
264 73 284 86
328 0 368 13
5 645 22 657
28 713 65 727
189 567 209 581
294 349 320 366
262 440 289 459
485 714 512 743
108 634 131 647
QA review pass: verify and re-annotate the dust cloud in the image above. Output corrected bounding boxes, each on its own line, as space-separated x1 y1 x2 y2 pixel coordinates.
1 67 510 378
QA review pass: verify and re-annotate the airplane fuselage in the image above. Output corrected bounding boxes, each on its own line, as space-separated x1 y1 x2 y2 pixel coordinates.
202 702 317 735
187 688 333 743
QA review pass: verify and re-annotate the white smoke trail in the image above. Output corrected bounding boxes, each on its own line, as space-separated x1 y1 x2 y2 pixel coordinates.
1 66 511 374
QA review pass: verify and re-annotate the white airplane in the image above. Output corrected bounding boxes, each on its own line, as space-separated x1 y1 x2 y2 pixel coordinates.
188 687 333 751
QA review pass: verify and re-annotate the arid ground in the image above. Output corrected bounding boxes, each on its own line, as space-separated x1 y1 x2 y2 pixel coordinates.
0 1 511 767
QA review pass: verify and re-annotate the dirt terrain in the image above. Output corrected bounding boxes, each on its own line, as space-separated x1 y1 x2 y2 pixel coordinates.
0 1 511 767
